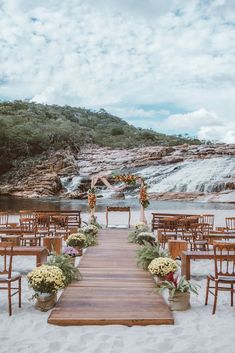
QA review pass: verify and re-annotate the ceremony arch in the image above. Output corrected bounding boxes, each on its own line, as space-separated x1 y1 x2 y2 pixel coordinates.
88 173 149 225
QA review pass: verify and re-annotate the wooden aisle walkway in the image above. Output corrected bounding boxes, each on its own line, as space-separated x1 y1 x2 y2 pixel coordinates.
48 229 174 326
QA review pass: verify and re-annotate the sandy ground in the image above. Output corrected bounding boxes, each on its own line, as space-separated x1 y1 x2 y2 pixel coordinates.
1 210 235 353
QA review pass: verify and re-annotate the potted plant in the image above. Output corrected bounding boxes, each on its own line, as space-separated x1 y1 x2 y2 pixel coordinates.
66 233 87 256
48 253 81 285
128 222 149 243
27 265 65 311
135 232 156 245
81 224 99 236
136 241 169 270
80 225 99 247
157 272 198 311
148 257 178 284
62 246 79 266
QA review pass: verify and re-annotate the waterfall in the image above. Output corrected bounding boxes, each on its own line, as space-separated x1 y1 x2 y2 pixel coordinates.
140 157 235 193
60 176 82 192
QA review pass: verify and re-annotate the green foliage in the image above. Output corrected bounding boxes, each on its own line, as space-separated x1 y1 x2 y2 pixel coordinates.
84 233 98 247
157 276 199 296
0 101 202 174
47 253 81 286
135 232 156 245
136 241 169 270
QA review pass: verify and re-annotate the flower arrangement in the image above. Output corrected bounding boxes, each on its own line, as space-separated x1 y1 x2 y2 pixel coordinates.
88 187 97 210
148 257 178 278
63 246 78 257
136 241 169 270
139 184 150 209
48 254 81 286
27 265 65 296
81 224 99 236
135 232 156 245
157 272 198 296
128 222 149 243
66 233 87 248
113 174 137 186
135 222 149 232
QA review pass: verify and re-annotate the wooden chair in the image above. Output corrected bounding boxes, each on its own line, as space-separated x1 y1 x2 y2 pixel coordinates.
0 241 21 316
106 207 131 228
0 212 9 227
20 218 42 246
51 215 69 239
35 214 51 237
190 223 210 251
19 210 35 219
205 243 235 314
225 218 235 234
199 214 214 231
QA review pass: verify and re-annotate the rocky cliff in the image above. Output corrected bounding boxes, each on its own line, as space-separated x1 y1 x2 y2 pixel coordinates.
0 143 235 202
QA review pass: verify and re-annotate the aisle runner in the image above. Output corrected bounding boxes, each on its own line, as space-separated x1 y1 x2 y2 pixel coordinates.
48 229 174 326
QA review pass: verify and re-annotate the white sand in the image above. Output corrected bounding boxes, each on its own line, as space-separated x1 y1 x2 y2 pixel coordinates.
1 210 235 353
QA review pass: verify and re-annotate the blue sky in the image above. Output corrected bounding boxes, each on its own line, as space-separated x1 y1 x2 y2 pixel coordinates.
0 0 235 142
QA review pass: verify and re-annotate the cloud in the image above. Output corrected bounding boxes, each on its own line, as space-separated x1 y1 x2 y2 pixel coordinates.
159 108 220 132
0 0 235 142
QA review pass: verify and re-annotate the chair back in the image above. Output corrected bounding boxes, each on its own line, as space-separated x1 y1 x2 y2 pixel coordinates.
19 210 35 219
0 241 14 278
213 243 235 279
51 216 68 235
20 218 36 233
190 222 210 240
0 212 9 227
225 218 235 233
199 214 214 229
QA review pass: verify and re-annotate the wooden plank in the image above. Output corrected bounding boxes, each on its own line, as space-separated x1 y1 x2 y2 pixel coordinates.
48 229 174 326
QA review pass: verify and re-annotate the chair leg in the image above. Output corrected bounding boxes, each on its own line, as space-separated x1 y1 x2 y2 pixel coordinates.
19 278 22 308
205 277 210 305
231 284 234 307
8 283 12 316
212 282 218 315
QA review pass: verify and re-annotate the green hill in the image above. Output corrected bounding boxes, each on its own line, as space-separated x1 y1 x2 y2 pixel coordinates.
0 101 201 174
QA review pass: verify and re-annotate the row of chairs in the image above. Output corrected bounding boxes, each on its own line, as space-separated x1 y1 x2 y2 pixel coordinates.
0 210 82 246
152 213 235 234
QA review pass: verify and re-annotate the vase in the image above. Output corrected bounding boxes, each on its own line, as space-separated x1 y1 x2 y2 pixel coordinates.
168 291 190 311
69 256 76 266
75 247 83 256
35 292 57 312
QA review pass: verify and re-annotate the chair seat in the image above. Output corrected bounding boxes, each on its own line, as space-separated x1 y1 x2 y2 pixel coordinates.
209 274 235 282
0 271 21 281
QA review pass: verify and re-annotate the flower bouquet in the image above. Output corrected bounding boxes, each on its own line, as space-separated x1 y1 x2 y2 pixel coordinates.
66 233 87 255
135 232 156 245
128 222 149 243
27 265 65 311
113 174 137 186
81 224 99 236
148 257 178 278
139 184 150 209
88 188 97 210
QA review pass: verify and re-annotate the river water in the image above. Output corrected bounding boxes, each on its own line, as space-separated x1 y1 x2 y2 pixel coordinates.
0 195 235 212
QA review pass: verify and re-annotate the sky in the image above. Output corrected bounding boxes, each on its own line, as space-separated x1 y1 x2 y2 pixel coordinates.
0 0 235 143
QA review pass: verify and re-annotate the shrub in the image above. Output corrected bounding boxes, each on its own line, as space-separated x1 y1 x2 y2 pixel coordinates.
136 241 169 270
47 254 81 286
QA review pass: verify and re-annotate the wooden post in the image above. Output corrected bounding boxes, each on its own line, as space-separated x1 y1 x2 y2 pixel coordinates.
168 240 188 260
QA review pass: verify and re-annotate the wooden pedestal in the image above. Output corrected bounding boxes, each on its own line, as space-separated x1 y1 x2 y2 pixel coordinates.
168 240 188 259
43 236 62 255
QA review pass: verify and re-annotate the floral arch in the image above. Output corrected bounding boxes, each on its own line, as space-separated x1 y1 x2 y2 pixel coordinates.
88 173 149 225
